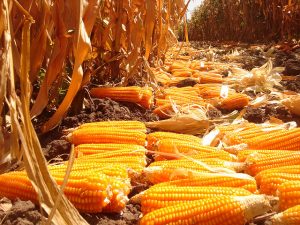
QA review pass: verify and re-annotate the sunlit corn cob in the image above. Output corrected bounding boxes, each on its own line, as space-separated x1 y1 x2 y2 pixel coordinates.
147 132 202 150
90 86 153 109
245 151 300 176
153 139 217 154
267 205 300 225
244 128 300 150
0 171 112 213
141 185 252 214
195 72 223 83
78 155 147 174
75 143 146 156
171 69 193 77
218 93 249 110
258 172 300 195
153 142 235 161
145 160 245 184
168 61 189 71
140 195 271 225
237 149 294 162
165 77 199 86
197 85 236 99
278 181 300 211
75 120 147 133
156 173 257 193
256 165 300 185
49 164 129 179
75 148 146 159
103 178 131 212
67 128 146 146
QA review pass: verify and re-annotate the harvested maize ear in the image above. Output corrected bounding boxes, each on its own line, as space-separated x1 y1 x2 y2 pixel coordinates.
278 181 300 211
147 132 202 150
156 173 257 193
67 128 146 146
225 128 300 150
75 120 146 133
258 172 300 195
141 185 252 214
140 195 271 225
256 165 300 185
0 171 113 213
245 151 300 176
218 93 249 110
267 205 300 225
75 147 146 159
153 139 221 159
75 143 146 156
145 160 245 184
90 86 153 109
237 149 295 162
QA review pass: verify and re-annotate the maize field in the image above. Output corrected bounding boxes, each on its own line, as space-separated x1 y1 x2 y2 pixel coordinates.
0 0 300 224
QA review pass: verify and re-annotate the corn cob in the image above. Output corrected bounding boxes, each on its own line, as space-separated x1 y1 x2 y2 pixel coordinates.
102 178 131 212
153 139 220 159
90 86 153 109
75 143 146 156
75 148 146 159
171 70 193 77
197 85 236 99
67 128 146 146
147 132 202 150
245 151 300 176
49 164 129 179
267 205 300 225
278 181 300 211
76 120 146 133
153 139 218 154
156 173 257 193
141 185 252 214
218 93 249 110
237 149 294 162
256 165 300 185
245 128 300 150
154 148 235 161
0 171 112 213
140 195 271 225
196 72 223 84
258 173 300 195
145 160 245 184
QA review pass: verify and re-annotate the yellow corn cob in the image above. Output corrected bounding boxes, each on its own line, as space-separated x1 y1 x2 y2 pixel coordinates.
154 148 235 161
141 185 252 214
258 173 300 195
255 165 300 185
147 132 202 150
67 128 146 146
156 173 257 193
237 149 294 162
278 181 300 211
49 164 129 179
76 120 146 133
0 171 112 213
267 205 300 225
245 151 300 176
103 178 131 212
145 160 245 184
153 139 218 155
245 128 300 150
140 195 271 225
218 93 249 110
195 72 223 84
90 86 153 109
197 85 236 99
75 143 146 156
171 70 193 77
75 148 146 159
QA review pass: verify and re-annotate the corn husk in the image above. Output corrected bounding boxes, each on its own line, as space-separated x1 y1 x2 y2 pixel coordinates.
281 94 300 116
146 106 210 134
